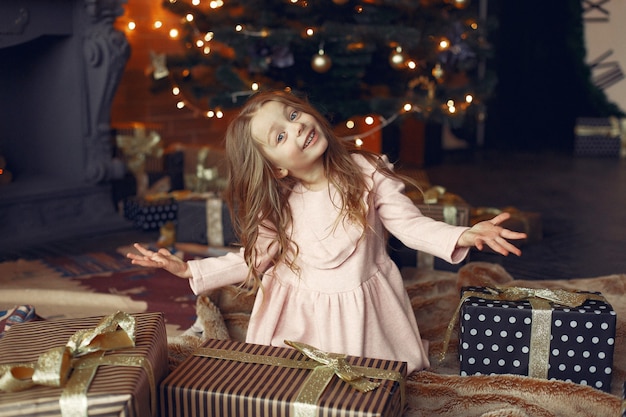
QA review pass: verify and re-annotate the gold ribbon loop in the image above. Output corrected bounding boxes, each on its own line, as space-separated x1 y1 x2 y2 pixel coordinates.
285 340 380 391
0 311 156 417
195 340 405 417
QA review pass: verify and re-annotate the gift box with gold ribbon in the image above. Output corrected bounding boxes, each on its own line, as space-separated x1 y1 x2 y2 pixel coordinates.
456 286 616 392
574 116 626 157
160 338 406 417
408 185 470 227
176 196 237 247
0 312 169 417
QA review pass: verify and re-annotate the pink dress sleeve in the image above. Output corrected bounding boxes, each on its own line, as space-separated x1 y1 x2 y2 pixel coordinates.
187 224 279 295
368 157 470 264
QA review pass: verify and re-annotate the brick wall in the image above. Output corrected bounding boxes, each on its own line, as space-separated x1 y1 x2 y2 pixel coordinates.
111 1 231 150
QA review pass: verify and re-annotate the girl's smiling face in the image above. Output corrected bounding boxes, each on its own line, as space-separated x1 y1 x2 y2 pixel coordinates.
250 100 328 186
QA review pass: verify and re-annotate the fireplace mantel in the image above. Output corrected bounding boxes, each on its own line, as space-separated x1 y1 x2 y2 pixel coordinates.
0 0 131 250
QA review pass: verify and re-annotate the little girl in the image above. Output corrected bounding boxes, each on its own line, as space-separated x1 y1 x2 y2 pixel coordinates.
128 90 526 374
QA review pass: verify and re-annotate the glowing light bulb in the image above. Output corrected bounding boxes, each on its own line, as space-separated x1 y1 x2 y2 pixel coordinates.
203 46 211 54
306 28 314 36
465 94 473 103
153 21 162 29
407 60 416 69
172 87 180 95
251 82 259 91
364 116 374 125
207 110 215 118
204 32 214 41
127 21 136 30
216 110 224 118
169 29 179 38
346 120 355 129
177 101 185 109
403 103 412 112
355 138 363 147
235 25 243 32
192 0 200 5
196 39 204 48
185 14 194 22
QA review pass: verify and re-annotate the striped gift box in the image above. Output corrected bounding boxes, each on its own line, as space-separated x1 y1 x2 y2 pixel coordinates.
160 339 406 417
0 312 169 417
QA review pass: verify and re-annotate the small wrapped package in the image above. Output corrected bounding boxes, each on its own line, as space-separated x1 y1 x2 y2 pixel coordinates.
176 197 236 246
0 312 169 416
123 196 178 231
574 117 625 157
409 185 470 227
160 338 406 417
455 286 616 392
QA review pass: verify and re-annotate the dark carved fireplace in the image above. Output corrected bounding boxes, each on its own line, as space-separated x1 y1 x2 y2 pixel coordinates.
0 0 130 251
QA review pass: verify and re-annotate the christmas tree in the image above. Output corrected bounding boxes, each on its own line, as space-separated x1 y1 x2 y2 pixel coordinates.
153 0 495 131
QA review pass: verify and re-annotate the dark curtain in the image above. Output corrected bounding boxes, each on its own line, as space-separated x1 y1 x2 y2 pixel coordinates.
485 0 622 151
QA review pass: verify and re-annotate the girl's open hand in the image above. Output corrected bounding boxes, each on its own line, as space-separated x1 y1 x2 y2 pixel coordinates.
126 243 192 278
457 212 527 256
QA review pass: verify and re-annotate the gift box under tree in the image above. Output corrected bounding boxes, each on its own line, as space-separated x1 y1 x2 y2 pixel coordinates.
0 312 169 416
160 338 406 417
123 195 178 231
453 286 616 392
574 117 626 157
176 196 237 247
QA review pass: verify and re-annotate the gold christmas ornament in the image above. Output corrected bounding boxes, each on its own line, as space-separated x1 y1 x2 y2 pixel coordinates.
311 51 332 73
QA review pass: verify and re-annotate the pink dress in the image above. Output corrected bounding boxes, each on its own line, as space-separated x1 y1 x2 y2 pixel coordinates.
187 154 469 374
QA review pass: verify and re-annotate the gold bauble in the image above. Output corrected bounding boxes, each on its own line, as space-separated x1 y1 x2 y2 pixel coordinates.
311 53 332 73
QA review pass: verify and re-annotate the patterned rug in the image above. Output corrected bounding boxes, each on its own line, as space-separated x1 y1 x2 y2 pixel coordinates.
0 250 197 338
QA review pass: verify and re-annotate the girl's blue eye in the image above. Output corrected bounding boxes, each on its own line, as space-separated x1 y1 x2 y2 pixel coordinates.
289 111 298 121
277 132 285 143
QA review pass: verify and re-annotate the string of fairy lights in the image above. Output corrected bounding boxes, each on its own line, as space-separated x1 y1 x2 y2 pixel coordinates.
119 0 481 145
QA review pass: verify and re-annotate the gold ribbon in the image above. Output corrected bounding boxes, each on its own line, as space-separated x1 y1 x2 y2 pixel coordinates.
194 340 405 417
439 286 606 379
0 311 157 417
574 116 626 157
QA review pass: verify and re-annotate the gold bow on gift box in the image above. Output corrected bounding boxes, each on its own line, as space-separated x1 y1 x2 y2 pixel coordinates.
574 116 626 157
0 312 156 417
195 340 405 417
440 286 606 379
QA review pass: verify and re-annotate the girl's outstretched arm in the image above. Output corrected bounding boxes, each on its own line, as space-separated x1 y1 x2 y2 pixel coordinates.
126 243 192 278
457 212 527 256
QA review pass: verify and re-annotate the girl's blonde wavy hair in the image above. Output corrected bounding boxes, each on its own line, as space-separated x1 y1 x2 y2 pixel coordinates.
223 90 399 293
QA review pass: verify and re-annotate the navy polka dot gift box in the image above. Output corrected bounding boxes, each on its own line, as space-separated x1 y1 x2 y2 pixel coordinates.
458 286 616 392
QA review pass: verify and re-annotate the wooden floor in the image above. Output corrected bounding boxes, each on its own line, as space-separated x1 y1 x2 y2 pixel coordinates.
2 149 625 281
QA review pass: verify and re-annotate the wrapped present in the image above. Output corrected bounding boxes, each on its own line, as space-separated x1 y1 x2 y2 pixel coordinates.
176 196 237 246
0 311 169 416
444 286 616 392
471 206 542 244
123 195 178 231
574 117 626 157
409 186 470 226
160 338 406 417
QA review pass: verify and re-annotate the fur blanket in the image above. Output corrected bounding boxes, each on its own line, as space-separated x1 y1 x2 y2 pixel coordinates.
168 262 625 417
